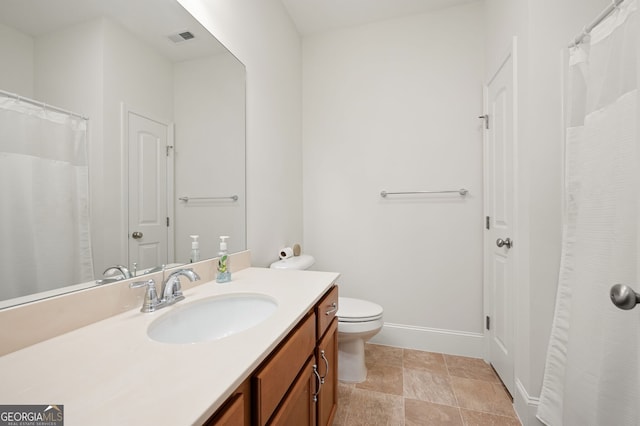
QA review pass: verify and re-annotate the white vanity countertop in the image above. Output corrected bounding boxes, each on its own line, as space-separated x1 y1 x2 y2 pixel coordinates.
0 267 340 425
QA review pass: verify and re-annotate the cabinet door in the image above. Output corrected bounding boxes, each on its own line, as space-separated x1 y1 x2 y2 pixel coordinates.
316 319 338 426
205 393 244 426
254 314 316 425
268 357 316 426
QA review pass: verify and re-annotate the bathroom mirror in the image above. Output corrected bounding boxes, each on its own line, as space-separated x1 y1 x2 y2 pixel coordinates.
0 0 246 308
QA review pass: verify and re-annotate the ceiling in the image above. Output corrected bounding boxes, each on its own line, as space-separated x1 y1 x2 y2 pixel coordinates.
0 0 226 62
280 0 480 35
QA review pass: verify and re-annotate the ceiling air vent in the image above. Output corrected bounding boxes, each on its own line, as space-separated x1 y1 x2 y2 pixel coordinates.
168 31 195 43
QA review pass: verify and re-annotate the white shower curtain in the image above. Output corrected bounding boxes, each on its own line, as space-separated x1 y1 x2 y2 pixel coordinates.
0 96 93 301
537 1 640 425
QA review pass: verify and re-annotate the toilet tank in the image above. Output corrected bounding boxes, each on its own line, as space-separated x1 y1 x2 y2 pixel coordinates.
269 254 315 270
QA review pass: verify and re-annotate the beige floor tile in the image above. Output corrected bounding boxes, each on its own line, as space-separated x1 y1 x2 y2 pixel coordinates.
335 346 519 426
404 349 448 374
355 363 403 396
460 409 522 425
404 368 457 406
405 399 464 426
343 388 404 426
365 343 403 368
444 355 501 383
450 377 516 418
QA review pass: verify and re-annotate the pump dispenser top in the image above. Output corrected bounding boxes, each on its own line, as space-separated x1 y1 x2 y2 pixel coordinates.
219 236 228 251
190 235 200 263
216 236 231 283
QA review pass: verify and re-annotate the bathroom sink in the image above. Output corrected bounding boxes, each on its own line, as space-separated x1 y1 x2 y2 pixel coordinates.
147 294 278 344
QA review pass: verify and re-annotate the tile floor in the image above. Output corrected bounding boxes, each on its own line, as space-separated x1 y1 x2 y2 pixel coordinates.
333 344 521 426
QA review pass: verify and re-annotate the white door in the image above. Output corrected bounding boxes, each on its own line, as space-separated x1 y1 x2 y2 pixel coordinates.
483 48 516 396
128 111 170 271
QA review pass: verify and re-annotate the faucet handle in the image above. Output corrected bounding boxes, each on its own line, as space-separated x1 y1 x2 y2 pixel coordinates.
129 279 153 289
129 279 161 313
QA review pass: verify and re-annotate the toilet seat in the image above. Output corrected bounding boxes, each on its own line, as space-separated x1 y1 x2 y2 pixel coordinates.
337 297 383 323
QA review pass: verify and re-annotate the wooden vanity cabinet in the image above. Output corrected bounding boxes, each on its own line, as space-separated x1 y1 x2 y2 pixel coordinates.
206 285 338 426
204 379 251 426
254 313 316 425
266 357 316 425
314 286 339 426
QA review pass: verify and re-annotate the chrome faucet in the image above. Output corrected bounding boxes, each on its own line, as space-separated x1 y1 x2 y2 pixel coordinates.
103 265 133 279
160 268 201 305
96 265 133 285
130 268 200 313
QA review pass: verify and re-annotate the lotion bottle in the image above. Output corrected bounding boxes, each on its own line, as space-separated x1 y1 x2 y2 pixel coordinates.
190 235 200 263
216 236 231 283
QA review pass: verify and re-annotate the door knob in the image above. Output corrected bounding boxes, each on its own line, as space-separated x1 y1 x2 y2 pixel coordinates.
496 238 513 249
132 231 143 239
610 284 640 310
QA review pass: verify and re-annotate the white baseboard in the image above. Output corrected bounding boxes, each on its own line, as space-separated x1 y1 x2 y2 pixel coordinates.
369 322 484 358
514 379 544 426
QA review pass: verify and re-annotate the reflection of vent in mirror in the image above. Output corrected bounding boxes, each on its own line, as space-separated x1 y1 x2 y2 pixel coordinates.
168 31 195 43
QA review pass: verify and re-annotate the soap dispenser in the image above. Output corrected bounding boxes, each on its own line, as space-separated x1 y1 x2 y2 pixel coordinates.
216 236 231 283
190 235 200 263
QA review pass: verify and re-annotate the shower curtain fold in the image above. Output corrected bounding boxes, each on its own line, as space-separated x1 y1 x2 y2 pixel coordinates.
537 1 640 425
0 96 93 301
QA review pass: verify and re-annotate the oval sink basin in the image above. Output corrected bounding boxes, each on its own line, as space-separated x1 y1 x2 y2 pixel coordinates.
147 294 278 344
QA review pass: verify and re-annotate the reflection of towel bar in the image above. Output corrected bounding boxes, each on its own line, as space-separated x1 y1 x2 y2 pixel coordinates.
179 195 239 202
380 189 468 197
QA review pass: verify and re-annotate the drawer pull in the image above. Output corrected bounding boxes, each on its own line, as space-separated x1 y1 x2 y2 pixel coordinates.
325 302 338 316
312 364 322 403
319 350 329 384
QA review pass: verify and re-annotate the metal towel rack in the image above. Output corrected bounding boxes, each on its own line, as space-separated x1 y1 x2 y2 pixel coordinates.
179 195 239 202
380 189 468 197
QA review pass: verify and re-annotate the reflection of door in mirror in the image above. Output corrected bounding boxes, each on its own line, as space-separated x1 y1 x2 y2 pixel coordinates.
127 110 174 271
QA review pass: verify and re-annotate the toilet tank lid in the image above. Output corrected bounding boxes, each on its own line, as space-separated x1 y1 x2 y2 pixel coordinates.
338 297 383 321
269 254 315 270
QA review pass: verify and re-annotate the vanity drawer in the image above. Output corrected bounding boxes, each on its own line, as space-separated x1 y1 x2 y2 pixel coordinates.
316 285 338 339
253 312 316 425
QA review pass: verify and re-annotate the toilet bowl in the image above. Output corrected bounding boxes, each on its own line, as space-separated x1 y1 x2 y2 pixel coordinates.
336 297 384 383
269 255 384 383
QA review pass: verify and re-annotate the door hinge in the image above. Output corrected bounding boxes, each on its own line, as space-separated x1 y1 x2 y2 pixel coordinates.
166 145 174 157
486 315 491 330
166 217 170 227
486 216 490 230
478 114 489 130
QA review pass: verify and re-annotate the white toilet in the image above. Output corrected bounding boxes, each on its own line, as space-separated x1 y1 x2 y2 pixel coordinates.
270 254 384 383
335 297 383 383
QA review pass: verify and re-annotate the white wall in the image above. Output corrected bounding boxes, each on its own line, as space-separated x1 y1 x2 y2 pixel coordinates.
33 20 107 271
174 53 246 260
303 2 485 355
0 23 34 96
177 0 303 267
484 0 611 423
